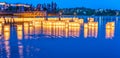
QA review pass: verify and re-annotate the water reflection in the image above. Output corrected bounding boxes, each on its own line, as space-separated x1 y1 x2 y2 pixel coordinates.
24 23 29 39
18 42 23 58
4 41 10 58
84 18 98 38
0 17 119 58
0 18 117 40
42 21 81 38
0 23 2 35
17 25 23 40
106 22 115 39
4 25 10 41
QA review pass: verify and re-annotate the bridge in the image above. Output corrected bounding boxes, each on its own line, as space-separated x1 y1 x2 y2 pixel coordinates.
0 11 47 17
0 12 13 16
13 11 47 17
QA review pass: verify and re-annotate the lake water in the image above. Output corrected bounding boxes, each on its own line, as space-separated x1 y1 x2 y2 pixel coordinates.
0 16 120 58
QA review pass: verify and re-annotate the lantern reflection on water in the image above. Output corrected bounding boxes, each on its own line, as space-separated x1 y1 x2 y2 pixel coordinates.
106 22 115 39
84 20 98 38
88 18 94 22
42 21 81 38
18 45 23 58
4 25 10 41
17 25 23 40
4 41 10 58
3 25 11 58
0 17 117 40
84 23 88 38
0 23 2 35
24 23 29 39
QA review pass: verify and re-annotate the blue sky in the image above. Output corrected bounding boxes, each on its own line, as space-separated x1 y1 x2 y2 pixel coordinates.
1 0 120 9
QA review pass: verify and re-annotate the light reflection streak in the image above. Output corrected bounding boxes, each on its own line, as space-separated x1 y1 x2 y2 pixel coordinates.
0 17 118 58
106 22 115 39
4 25 10 41
17 25 23 40
84 24 88 38
2 24 11 58
29 24 34 35
4 41 10 58
34 22 42 35
18 42 23 58
24 23 29 39
84 20 98 38
0 23 2 35
42 21 81 38
69 26 80 37
1 18 116 39
0 36 2 58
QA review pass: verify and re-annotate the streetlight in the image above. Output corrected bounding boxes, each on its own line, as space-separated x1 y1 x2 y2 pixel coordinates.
116 11 119 16
59 11 62 21
72 12 77 21
74 12 77 18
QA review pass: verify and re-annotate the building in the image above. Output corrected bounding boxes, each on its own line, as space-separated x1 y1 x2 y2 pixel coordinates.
0 2 31 12
0 2 9 11
10 4 30 12
36 4 42 11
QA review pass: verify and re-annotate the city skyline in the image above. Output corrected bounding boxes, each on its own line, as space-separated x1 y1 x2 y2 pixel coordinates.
1 0 120 9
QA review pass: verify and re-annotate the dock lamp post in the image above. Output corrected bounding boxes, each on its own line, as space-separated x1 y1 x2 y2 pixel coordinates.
59 11 62 21
72 12 77 21
116 11 119 16
74 12 77 18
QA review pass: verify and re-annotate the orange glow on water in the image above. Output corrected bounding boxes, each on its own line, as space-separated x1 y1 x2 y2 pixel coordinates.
69 26 80 37
42 21 81 38
69 22 80 27
4 25 10 32
24 23 29 39
84 21 98 38
4 25 10 41
17 25 22 31
17 25 23 40
29 25 34 35
84 27 88 38
34 22 42 35
78 19 84 24
88 18 94 22
0 23 2 35
106 22 115 39
65 27 69 37
94 27 98 38
0 17 116 40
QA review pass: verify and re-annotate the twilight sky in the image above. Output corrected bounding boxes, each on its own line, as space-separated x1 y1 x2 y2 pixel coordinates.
1 0 120 9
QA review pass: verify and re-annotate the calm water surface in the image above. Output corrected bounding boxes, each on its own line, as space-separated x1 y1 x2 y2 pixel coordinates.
0 16 120 58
